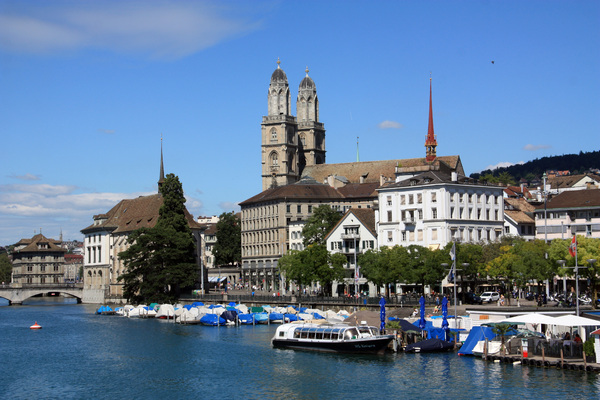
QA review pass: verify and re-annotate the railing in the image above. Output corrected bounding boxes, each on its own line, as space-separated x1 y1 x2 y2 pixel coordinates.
1 283 83 289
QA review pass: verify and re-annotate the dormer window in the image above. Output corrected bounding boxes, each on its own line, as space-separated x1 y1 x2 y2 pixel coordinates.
410 179 417 186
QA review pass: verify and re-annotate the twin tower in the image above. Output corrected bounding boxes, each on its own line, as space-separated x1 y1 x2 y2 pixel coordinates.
261 60 326 190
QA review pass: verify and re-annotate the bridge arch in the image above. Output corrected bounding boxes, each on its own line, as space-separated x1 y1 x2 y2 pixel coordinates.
0 285 83 305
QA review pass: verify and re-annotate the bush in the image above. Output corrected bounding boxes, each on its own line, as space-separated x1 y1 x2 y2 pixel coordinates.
583 338 595 357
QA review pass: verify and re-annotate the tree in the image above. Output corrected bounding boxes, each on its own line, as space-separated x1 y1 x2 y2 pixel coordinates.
0 253 12 284
213 211 241 267
302 205 342 246
404 245 445 294
278 244 346 295
359 246 410 296
118 174 197 304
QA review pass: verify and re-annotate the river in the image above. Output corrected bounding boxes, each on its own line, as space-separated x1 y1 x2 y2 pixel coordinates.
1 298 599 399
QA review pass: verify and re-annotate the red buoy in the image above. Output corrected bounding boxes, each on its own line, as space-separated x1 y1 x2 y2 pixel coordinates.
30 322 42 330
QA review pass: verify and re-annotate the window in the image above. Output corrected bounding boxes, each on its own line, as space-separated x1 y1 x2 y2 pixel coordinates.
432 229 438 240
400 196 406 205
270 128 277 142
432 208 437 219
297 205 302 213
417 193 422 203
286 205 291 213
387 231 393 242
270 152 278 166
418 210 423 219
387 196 392 206
308 205 312 213
431 192 437 203
408 194 414 204
387 210 392 222
401 231 406 241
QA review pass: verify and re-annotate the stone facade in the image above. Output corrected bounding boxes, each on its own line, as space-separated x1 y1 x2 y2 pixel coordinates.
11 233 66 287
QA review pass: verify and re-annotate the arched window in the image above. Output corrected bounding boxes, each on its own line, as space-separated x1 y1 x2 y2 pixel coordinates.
270 128 277 143
270 152 278 166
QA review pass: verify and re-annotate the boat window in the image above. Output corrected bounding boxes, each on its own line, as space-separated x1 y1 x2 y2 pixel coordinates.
344 328 359 340
293 330 301 339
300 328 309 339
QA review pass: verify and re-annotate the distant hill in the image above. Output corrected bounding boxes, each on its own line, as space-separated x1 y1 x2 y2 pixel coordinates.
470 150 600 182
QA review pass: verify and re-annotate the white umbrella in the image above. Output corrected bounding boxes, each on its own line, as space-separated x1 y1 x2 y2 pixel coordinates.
499 313 558 325
552 315 600 327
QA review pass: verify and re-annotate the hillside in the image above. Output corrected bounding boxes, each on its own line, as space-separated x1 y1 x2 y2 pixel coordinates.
470 150 600 182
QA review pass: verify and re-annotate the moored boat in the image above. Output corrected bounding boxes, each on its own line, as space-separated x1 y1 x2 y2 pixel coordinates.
404 338 455 353
272 322 394 355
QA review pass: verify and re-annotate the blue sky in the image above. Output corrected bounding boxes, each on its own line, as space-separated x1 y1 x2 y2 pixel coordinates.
0 0 598 246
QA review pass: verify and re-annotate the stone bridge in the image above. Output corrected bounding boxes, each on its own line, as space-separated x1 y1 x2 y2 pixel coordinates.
0 283 83 305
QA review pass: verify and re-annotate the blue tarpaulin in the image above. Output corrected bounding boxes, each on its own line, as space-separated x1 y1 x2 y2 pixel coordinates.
458 326 497 355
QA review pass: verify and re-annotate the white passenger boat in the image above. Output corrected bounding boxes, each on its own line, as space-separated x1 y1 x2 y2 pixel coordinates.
272 322 394 355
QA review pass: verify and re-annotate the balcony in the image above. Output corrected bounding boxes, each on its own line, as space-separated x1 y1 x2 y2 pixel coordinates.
341 233 360 240
403 217 415 224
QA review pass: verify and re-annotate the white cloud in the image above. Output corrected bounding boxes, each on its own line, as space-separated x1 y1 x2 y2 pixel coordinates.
0 182 152 244
0 1 262 59
377 120 403 130
523 144 551 151
482 161 525 172
11 173 41 181
219 201 240 213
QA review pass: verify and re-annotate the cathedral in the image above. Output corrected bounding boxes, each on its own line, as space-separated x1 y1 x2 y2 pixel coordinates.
261 60 326 190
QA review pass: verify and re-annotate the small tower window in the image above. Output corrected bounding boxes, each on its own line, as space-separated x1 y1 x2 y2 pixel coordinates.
270 129 277 143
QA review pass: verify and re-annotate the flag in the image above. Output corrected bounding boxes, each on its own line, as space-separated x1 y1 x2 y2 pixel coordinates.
449 242 456 261
447 266 455 284
569 235 577 258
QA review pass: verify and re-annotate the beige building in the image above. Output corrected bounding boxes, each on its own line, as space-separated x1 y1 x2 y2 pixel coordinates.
11 233 66 286
239 177 378 291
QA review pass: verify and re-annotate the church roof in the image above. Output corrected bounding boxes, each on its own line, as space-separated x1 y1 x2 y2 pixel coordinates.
81 193 203 234
301 155 463 184
271 64 288 83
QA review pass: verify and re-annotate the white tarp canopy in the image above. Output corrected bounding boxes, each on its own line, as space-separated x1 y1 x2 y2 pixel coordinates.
499 313 558 325
552 315 600 327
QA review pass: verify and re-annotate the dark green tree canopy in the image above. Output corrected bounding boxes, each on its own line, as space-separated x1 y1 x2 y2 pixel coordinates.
118 173 197 304
302 205 342 247
0 253 12 284
213 211 241 267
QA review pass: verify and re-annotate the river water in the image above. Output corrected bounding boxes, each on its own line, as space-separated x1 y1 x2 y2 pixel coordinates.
1 298 599 399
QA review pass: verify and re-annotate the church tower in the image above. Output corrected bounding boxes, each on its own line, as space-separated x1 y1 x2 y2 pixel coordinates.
424 77 438 162
296 67 326 173
261 60 300 190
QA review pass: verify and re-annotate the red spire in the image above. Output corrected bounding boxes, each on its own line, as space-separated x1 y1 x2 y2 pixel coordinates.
425 76 437 162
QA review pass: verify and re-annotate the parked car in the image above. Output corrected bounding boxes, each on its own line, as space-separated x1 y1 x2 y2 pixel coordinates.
480 292 500 303
464 292 482 305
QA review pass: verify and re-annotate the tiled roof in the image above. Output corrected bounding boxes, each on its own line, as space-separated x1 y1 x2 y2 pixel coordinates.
14 233 65 253
504 197 536 213
302 156 463 184
548 173 600 189
81 193 203 234
380 169 475 189
505 210 535 224
541 189 600 210
239 177 379 206
504 186 533 199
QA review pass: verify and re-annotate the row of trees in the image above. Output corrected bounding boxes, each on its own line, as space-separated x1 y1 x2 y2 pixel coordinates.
279 209 600 304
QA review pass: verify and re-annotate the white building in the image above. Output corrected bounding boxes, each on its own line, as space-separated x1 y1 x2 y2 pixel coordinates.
534 188 600 240
377 170 505 249
325 208 377 296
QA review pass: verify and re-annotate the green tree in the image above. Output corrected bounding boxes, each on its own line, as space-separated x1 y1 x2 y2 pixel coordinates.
359 246 410 296
278 244 346 295
0 253 12 284
118 174 197 304
301 205 342 246
213 211 241 266
404 245 445 294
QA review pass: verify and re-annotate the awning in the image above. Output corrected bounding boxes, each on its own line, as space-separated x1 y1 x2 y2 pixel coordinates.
499 313 558 325
552 315 600 327
428 244 440 250
208 277 227 283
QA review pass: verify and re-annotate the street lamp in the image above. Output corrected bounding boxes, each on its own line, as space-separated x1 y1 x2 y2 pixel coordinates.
557 260 566 297
558 258 587 316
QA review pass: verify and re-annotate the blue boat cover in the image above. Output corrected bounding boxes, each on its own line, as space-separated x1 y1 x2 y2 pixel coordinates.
458 326 496 355
200 314 226 326
238 314 255 324
221 310 238 321
269 312 284 321
284 313 299 322
191 302 204 307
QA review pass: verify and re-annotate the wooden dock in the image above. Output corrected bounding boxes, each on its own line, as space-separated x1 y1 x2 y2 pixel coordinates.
482 353 600 373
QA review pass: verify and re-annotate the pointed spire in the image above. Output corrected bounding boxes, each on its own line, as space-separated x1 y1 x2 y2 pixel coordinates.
158 135 165 191
425 74 438 162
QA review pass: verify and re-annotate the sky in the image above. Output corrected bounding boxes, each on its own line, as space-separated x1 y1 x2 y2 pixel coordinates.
0 0 598 246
